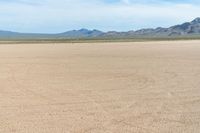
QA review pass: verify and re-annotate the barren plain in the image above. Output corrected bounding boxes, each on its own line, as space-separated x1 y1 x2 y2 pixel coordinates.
0 41 200 133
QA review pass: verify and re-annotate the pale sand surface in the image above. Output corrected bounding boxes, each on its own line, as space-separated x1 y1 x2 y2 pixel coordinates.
0 41 200 133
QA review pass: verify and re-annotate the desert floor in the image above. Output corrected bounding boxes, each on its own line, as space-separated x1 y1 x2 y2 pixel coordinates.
0 41 200 133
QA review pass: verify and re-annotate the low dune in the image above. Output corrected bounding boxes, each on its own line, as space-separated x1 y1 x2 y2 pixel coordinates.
0 41 200 133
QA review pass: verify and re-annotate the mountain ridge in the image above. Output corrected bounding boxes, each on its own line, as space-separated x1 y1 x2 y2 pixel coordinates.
1 18 200 39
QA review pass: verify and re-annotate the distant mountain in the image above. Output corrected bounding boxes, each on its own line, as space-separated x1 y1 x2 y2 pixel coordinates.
101 17 200 37
0 30 54 39
59 28 103 38
0 30 19 36
1 18 200 39
168 17 200 35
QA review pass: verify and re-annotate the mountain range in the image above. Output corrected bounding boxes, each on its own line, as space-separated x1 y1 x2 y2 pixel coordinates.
1 17 200 39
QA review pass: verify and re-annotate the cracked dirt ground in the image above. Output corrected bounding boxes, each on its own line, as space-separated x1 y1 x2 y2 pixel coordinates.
0 41 200 133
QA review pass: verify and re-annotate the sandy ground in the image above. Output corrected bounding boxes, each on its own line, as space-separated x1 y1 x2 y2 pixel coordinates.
0 41 200 133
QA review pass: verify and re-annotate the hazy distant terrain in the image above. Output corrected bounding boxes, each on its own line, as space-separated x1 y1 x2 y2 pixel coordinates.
1 18 200 40
0 41 200 132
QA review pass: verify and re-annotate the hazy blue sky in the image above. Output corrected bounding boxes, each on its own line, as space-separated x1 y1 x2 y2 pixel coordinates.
0 0 200 33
